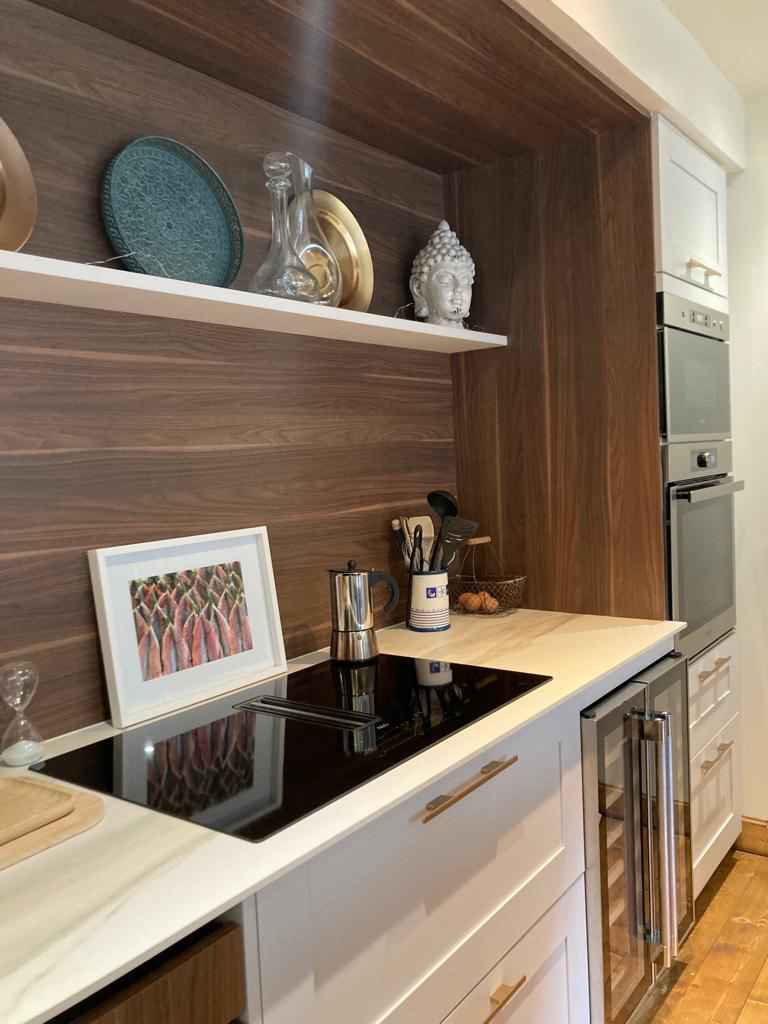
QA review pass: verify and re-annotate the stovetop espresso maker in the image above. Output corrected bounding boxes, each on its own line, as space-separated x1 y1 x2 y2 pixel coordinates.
329 560 399 661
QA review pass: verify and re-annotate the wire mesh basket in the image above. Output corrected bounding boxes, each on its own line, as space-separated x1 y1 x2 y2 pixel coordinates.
448 538 527 616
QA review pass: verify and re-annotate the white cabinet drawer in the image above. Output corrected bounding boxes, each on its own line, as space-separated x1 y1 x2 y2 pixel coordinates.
688 631 739 759
256 704 584 1024
442 878 589 1024
691 712 742 898
653 114 728 298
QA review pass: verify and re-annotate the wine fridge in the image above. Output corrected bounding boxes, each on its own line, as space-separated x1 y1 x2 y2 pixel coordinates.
581 654 693 1024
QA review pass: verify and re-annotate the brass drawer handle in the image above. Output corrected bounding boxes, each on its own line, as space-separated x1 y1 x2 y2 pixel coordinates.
698 656 732 682
701 740 735 774
687 257 722 278
422 756 518 823
483 976 527 1023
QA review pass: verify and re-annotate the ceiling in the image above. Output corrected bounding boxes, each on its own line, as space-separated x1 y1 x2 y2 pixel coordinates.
663 0 768 101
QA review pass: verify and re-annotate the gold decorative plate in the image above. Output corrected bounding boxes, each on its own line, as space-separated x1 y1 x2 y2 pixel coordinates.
0 117 37 251
313 190 373 312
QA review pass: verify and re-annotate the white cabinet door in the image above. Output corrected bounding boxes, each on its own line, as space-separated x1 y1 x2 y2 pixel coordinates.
654 115 728 298
688 631 739 759
442 878 589 1024
256 704 584 1024
691 712 742 898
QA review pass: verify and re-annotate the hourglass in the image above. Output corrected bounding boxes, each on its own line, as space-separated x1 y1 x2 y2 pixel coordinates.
1 661 44 766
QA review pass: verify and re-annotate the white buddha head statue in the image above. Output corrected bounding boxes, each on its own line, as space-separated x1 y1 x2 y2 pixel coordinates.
410 220 475 328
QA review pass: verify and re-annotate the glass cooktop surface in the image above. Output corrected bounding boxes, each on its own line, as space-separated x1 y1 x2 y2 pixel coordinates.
33 655 551 842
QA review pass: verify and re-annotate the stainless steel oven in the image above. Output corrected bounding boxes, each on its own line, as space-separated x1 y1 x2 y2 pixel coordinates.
658 292 731 442
664 441 744 658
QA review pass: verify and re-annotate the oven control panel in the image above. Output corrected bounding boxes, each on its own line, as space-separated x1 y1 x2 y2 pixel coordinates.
657 291 729 341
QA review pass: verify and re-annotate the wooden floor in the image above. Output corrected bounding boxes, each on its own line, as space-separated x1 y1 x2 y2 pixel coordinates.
637 850 768 1023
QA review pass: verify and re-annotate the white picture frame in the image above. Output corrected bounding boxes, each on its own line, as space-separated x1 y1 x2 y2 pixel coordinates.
89 527 287 727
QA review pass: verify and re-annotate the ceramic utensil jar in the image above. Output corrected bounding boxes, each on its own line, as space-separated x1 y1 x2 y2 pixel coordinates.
329 561 399 661
407 570 450 632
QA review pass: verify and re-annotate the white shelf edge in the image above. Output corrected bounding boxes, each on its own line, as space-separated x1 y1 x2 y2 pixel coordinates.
0 251 507 354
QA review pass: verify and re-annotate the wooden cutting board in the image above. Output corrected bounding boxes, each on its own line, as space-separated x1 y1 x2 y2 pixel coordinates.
0 778 104 870
0 777 76 844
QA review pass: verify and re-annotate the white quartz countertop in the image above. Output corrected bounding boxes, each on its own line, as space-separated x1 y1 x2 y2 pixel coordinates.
0 609 681 1024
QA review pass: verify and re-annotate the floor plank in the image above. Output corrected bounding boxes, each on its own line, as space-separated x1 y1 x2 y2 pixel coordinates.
648 852 761 1022
649 852 768 1024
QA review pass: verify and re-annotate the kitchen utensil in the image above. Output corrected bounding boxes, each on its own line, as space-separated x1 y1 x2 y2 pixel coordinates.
311 190 374 312
101 136 244 286
0 781 103 871
0 778 75 845
391 515 434 569
407 570 450 632
0 116 37 251
427 490 460 571
438 515 479 572
329 560 399 661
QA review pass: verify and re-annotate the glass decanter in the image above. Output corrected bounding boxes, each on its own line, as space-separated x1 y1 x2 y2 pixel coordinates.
1 660 43 766
248 152 318 302
288 153 342 307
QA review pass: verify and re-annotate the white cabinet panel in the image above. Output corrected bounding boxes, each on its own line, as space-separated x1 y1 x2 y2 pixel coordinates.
691 712 742 898
654 115 728 299
442 878 589 1024
688 631 739 759
256 705 584 1024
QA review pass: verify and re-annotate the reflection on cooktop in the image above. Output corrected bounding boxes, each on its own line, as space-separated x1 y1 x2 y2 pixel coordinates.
32 655 551 842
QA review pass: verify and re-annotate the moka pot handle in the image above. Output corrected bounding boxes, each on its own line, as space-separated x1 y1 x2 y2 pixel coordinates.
368 571 400 614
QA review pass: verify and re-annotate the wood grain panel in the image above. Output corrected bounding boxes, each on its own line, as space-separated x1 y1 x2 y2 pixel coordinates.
0 300 454 738
0 0 443 315
51 922 245 1023
596 124 665 618
0 1 458 737
448 122 664 618
27 0 643 174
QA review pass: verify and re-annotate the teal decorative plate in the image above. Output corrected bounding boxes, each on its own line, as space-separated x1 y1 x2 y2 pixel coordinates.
101 137 244 287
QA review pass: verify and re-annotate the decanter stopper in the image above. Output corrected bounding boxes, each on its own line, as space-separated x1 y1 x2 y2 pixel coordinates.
0 660 43 766
248 152 319 302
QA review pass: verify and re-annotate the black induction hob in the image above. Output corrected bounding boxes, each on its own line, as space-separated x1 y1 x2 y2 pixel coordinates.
32 655 551 842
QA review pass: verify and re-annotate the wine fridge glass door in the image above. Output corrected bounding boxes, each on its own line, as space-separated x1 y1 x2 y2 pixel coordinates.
583 684 654 1024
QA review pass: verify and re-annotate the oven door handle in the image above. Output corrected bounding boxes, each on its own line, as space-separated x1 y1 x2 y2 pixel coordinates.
677 480 745 503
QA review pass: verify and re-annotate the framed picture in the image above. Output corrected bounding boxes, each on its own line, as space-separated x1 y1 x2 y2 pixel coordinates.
89 527 286 727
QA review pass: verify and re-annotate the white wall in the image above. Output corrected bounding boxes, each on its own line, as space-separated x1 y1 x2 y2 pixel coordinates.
729 94 768 819
508 0 746 170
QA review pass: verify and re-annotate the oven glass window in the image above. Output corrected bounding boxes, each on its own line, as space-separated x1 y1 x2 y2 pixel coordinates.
675 492 734 635
665 327 731 439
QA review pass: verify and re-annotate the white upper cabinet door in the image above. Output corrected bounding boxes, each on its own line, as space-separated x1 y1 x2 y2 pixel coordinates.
654 114 729 299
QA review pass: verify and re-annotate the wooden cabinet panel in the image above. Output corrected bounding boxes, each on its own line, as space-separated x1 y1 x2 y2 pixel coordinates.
654 115 729 298
53 923 245 1024
442 878 589 1024
256 705 584 1024
447 122 665 619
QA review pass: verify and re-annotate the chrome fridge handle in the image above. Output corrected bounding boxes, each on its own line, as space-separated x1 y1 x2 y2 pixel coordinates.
628 710 678 967
653 711 678 967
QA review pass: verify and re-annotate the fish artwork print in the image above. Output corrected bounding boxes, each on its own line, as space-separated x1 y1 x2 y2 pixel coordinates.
130 562 254 682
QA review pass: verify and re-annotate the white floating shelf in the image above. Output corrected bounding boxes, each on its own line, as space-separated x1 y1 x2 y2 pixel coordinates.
0 251 507 354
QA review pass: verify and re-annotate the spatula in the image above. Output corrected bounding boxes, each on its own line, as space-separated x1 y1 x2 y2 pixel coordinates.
437 516 479 571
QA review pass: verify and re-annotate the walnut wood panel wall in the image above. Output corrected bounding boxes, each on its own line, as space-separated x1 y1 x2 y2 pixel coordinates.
445 122 666 619
27 0 641 174
0 1 454 737
0 0 443 311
